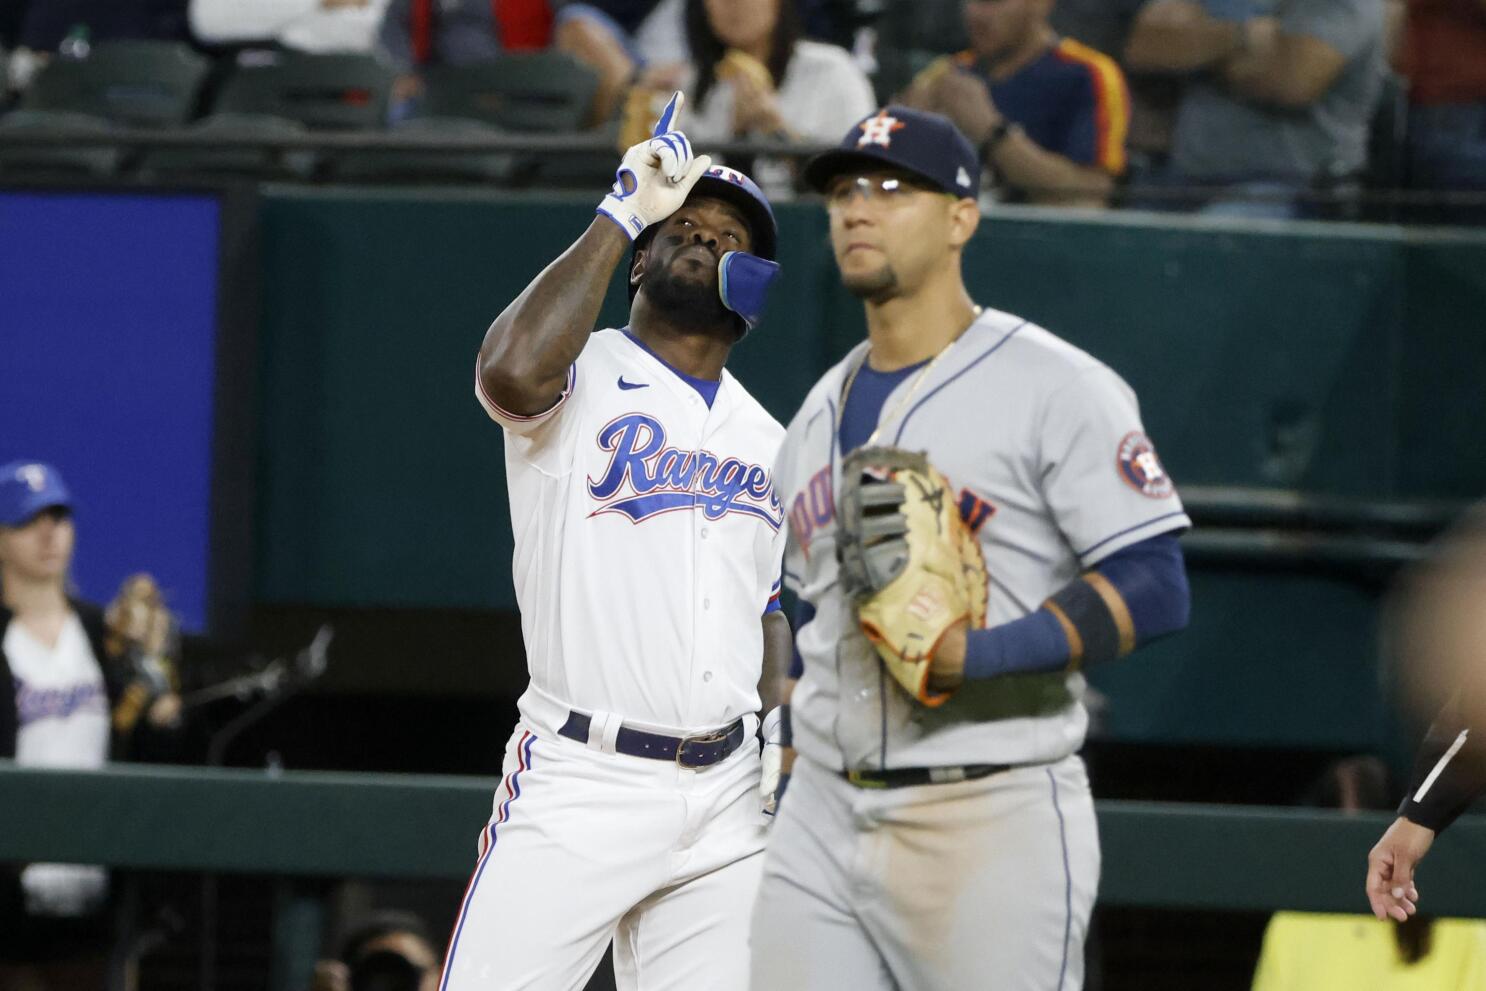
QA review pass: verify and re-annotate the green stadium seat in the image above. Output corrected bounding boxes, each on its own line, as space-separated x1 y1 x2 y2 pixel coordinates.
0 109 122 176
20 41 210 127
135 113 319 181
212 52 395 130
328 116 518 184
420 52 598 133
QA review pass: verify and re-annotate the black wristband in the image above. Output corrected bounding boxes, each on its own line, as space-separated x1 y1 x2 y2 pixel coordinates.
979 119 1019 163
1046 578 1122 669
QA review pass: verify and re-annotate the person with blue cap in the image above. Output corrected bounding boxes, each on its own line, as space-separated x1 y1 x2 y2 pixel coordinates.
754 106 1191 989
0 461 183 989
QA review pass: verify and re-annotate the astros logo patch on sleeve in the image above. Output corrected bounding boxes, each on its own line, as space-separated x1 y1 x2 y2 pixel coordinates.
1116 431 1173 498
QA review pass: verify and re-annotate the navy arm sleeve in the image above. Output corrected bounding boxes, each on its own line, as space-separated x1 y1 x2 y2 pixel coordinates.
963 532 1189 680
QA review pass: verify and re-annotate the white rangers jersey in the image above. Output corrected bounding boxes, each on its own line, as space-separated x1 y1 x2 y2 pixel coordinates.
478 328 787 733
775 308 1190 770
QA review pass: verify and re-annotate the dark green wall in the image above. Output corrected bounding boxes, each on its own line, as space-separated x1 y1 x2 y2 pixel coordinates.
255 193 1486 609
252 191 1486 748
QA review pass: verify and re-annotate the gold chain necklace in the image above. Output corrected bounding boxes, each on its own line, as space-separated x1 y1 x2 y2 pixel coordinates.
836 306 983 449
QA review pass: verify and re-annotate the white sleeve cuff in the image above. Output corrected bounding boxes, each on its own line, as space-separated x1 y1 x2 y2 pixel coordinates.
475 360 577 431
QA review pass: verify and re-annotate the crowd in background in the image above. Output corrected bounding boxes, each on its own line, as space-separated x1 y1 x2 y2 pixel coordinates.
0 0 1481 217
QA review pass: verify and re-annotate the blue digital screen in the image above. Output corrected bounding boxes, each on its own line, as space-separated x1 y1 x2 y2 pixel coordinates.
0 191 222 631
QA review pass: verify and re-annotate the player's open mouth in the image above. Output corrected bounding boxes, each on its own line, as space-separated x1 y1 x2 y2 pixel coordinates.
844 243 879 256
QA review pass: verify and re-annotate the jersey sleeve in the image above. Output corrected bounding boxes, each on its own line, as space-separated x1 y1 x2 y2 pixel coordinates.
1056 42 1130 175
1038 365 1190 567
765 468 787 615
1400 687 1486 834
475 358 583 474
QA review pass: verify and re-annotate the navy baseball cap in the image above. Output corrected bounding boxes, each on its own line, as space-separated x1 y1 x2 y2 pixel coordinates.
804 106 981 198
0 461 72 527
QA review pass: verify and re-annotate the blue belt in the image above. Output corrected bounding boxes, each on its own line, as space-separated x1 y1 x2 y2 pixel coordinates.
558 712 748 769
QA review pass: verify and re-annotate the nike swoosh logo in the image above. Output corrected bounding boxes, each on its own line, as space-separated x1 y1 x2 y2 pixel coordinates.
618 377 649 391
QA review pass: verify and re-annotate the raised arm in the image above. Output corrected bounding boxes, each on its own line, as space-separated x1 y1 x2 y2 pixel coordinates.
477 222 634 416
477 93 712 416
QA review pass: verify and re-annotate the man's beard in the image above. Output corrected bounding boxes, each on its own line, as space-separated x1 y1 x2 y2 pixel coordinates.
842 262 901 304
642 261 731 331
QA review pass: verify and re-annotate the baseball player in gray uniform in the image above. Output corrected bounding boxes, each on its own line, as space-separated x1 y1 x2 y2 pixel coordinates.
750 107 1193 990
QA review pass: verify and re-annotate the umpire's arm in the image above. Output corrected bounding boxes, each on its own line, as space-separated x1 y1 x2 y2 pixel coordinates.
478 219 633 417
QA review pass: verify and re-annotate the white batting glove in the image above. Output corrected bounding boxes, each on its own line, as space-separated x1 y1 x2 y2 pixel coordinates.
597 91 713 241
760 706 785 816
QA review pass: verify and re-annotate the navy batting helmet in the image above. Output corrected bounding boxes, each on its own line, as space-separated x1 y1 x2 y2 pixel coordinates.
629 165 778 300
692 164 778 262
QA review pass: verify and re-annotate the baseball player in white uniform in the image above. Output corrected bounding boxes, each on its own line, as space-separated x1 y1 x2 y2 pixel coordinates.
750 107 1193 990
440 93 793 990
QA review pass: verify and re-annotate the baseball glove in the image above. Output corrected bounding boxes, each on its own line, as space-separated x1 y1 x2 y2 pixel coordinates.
104 573 181 733
837 447 988 706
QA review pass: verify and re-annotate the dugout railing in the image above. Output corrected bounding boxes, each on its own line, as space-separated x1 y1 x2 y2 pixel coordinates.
2 763 1484 988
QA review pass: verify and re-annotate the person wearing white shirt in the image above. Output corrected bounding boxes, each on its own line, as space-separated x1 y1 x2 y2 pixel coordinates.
190 0 391 52
0 462 183 989
678 0 876 195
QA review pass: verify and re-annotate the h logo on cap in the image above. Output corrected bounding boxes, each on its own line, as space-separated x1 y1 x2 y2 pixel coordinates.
17 464 46 493
857 110 906 149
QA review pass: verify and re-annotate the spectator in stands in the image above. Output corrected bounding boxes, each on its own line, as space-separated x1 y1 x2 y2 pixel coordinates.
552 0 691 124
0 462 183 990
311 910 440 991
675 0 875 190
1124 0 1387 218
898 0 1131 208
378 0 552 117
1050 0 1185 178
5 0 190 93
190 0 392 54
379 0 685 125
1254 756 1486 989
1398 0 1486 221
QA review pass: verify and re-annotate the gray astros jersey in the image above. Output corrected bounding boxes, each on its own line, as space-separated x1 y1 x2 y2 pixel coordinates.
774 308 1190 771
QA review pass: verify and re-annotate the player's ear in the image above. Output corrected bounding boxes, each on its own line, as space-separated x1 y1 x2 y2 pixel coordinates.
947 197 980 250
631 247 646 289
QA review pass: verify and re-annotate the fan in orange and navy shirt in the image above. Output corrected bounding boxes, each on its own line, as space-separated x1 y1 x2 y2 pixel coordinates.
901 0 1129 208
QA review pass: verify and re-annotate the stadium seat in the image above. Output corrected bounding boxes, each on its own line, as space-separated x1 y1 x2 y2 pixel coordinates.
20 41 210 127
870 0 968 104
135 113 319 181
211 51 395 130
420 53 599 133
328 117 518 184
0 109 122 176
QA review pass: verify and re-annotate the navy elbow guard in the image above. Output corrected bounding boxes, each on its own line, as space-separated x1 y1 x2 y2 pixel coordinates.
1044 574 1136 669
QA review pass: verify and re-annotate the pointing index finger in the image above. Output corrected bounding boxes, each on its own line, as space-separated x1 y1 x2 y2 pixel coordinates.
653 91 683 137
